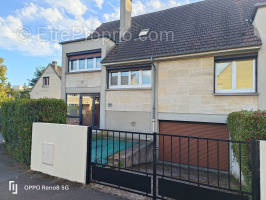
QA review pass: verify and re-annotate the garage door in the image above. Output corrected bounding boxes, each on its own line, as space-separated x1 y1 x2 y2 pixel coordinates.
159 121 229 171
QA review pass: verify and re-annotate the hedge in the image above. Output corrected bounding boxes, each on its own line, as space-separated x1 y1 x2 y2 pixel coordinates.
227 110 266 190
0 99 66 166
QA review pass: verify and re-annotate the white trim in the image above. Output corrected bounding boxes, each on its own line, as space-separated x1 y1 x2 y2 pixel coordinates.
215 58 256 94
109 69 152 89
69 57 102 73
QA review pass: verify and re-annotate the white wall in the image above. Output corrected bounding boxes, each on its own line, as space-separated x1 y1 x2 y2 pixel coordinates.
261 140 266 200
31 123 88 184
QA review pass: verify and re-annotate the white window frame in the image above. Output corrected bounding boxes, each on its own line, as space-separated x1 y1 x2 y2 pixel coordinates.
109 69 152 89
69 57 102 72
215 59 256 94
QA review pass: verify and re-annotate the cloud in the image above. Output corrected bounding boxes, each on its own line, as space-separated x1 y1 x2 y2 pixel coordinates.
0 0 192 57
45 0 87 17
94 0 104 9
0 15 59 57
103 0 189 21
0 1 101 57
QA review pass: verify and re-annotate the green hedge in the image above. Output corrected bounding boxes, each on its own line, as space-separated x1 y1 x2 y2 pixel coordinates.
227 110 266 190
0 99 66 166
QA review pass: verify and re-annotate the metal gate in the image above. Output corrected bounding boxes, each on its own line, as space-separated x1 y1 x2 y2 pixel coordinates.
86 127 260 200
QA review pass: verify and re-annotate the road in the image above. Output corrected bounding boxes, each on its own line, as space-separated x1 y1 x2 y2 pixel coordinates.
0 144 126 200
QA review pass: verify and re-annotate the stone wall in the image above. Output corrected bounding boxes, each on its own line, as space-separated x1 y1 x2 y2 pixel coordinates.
157 56 258 115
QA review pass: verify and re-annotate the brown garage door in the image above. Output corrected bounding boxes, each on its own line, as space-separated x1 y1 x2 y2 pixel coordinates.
159 121 229 171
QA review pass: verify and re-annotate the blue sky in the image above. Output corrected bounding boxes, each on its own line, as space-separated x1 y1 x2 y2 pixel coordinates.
0 0 199 86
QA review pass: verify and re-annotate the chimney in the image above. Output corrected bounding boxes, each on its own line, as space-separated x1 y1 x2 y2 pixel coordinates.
52 61 58 71
120 0 132 40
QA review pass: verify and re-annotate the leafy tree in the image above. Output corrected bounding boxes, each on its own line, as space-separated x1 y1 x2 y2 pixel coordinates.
28 66 45 87
0 58 9 103
8 84 30 100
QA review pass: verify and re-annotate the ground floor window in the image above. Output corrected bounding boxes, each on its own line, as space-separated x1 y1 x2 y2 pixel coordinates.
66 93 100 128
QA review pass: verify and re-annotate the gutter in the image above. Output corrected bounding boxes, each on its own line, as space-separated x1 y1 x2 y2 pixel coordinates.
151 57 157 133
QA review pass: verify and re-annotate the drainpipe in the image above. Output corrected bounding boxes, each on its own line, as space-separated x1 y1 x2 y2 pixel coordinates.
151 57 157 133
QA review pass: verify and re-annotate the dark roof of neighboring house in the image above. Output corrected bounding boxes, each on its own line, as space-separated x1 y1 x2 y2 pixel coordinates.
91 0 265 64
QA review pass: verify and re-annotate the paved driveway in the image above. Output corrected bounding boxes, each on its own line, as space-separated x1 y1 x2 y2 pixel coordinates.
0 145 126 200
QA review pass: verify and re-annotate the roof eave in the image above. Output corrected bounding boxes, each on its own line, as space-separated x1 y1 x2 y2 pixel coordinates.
102 44 261 65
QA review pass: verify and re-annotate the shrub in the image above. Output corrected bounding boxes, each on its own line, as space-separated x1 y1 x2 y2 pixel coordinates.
0 98 66 166
227 111 266 190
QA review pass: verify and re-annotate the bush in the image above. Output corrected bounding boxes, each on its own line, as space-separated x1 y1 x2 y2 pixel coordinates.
227 110 266 190
0 99 66 166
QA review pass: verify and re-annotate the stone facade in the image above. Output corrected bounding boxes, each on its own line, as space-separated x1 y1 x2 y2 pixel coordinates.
106 90 152 112
157 56 258 115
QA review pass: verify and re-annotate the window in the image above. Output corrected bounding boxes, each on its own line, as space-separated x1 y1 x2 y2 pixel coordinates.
121 72 129 85
43 77 49 86
96 57 102 69
69 57 102 72
110 72 118 86
79 59 86 70
142 70 152 85
67 94 80 117
139 29 150 37
87 58 94 69
131 71 140 85
215 58 256 94
109 69 152 89
71 60 78 71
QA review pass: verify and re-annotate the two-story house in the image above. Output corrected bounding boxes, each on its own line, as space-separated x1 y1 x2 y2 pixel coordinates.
60 0 266 142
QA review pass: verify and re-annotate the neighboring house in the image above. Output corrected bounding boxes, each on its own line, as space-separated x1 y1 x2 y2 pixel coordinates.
12 85 25 91
60 0 266 143
30 62 62 99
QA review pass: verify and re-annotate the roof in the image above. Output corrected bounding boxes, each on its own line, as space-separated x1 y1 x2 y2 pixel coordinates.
93 0 266 64
52 65 62 78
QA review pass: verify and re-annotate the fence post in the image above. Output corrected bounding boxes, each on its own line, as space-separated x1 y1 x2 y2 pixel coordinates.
251 140 260 200
86 126 93 184
153 132 157 200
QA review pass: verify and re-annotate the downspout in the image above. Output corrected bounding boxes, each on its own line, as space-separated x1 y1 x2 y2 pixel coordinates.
151 57 157 133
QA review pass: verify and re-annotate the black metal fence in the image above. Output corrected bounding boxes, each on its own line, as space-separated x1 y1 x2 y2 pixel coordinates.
86 128 260 200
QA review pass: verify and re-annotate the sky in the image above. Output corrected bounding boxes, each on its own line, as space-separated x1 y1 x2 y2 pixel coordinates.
0 0 199 86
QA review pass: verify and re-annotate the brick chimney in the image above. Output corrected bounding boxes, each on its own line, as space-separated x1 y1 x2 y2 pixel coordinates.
120 0 132 40
52 61 58 71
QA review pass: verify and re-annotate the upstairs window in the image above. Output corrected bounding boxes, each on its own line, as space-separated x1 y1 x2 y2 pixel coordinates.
43 77 49 87
69 57 101 72
109 69 152 89
215 57 256 94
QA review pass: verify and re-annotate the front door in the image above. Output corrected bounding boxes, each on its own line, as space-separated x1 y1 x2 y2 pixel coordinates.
81 94 100 128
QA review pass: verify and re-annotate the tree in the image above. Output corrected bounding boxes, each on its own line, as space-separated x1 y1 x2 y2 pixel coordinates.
0 58 9 103
8 83 30 100
28 66 45 87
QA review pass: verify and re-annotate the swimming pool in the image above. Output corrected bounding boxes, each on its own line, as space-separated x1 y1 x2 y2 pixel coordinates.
91 138 137 164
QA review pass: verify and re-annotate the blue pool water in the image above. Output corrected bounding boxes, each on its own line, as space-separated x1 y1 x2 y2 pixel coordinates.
91 138 137 164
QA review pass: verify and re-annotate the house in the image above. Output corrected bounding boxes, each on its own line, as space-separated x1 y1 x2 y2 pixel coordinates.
60 0 266 142
12 85 25 91
30 61 62 99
